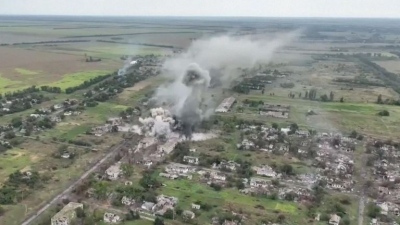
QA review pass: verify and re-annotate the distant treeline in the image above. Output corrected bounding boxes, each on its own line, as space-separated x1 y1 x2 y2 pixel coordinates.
63 31 195 39
356 56 400 94
65 73 114 94
332 78 385 87
0 40 90 46
96 40 178 49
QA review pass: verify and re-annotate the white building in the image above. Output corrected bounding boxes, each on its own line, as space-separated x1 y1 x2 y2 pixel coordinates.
51 202 83 225
215 97 236 113
253 165 278 178
183 156 199 165
105 162 122 180
103 212 121 224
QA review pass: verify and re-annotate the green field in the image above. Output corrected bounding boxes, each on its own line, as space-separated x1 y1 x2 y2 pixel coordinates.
159 179 305 224
0 149 31 182
48 70 111 90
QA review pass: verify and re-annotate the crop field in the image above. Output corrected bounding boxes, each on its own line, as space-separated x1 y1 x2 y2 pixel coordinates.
0 47 118 92
374 59 400 74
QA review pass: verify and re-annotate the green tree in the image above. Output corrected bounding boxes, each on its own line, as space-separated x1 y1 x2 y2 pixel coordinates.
163 209 174 219
377 94 383 104
121 163 134 178
154 217 165 225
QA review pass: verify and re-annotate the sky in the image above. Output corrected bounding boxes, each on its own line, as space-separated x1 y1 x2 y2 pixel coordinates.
1 0 400 18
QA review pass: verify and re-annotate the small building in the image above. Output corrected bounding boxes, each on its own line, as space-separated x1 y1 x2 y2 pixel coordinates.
250 177 269 189
51 202 83 225
103 212 121 224
121 196 135 206
215 97 236 113
253 165 278 178
378 202 389 215
105 162 122 180
141 202 155 212
192 203 201 210
329 214 341 225
183 210 195 219
183 156 199 165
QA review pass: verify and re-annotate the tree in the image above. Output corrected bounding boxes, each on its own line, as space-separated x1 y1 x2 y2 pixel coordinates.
340 97 344 103
377 94 383 104
154 217 165 225
11 117 23 128
121 163 134 178
280 164 294 175
75 207 86 218
366 203 381 218
378 110 390 116
329 91 334 101
210 183 222 191
163 209 174 219
272 123 279 130
320 94 329 102
349 130 358 139
277 214 286 223
4 131 16 140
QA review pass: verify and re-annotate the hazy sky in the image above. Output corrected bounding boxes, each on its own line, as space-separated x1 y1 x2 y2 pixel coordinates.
1 0 400 18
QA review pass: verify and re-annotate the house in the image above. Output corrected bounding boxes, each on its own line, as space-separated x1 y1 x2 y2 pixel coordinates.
121 196 135 206
329 214 341 225
106 117 122 126
215 161 240 171
192 203 201 210
215 97 236 113
250 177 269 189
141 202 155 212
103 212 121 224
165 163 196 174
183 210 195 219
154 195 179 216
159 172 178 180
210 171 226 181
157 139 178 154
105 162 122 180
125 181 132 186
378 202 389 215
370 218 378 225
183 156 199 165
253 165 278 178
51 202 83 225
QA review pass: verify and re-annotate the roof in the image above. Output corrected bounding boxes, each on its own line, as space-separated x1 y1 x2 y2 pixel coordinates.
215 97 236 112
52 202 83 220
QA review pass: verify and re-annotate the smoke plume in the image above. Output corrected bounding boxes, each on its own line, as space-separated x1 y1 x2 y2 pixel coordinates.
153 32 299 138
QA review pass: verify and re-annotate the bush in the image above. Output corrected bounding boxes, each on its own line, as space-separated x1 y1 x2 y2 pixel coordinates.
378 110 390 116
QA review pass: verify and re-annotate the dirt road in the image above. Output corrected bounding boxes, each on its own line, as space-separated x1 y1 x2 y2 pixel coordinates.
21 141 126 225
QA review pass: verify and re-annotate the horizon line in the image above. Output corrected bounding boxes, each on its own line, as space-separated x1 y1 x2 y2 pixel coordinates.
1 14 400 20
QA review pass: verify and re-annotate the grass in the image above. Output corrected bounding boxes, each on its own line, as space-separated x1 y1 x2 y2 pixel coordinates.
0 149 31 182
15 68 39 75
0 74 24 93
159 179 304 224
85 102 128 121
47 70 111 90
232 93 400 139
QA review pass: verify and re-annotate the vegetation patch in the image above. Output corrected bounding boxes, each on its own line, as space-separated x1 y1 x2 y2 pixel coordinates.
47 70 111 90
14 68 39 75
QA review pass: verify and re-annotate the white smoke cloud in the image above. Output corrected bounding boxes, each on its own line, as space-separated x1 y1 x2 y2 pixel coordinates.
152 32 300 136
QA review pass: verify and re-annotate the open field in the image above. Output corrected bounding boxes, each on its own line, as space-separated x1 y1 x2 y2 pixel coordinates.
160 179 307 224
374 59 400 74
0 47 118 92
